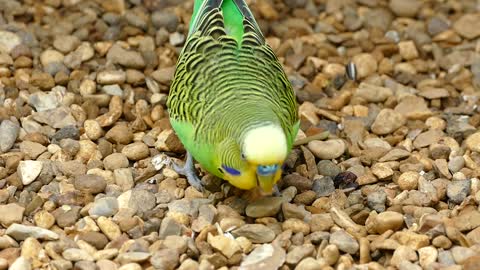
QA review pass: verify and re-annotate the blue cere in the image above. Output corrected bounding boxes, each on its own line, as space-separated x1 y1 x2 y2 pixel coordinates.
257 164 278 175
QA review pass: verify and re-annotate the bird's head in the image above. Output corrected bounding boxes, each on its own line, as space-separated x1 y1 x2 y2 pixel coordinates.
219 124 287 193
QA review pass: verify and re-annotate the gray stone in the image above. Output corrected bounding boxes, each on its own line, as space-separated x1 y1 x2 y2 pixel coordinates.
125 11 147 30
427 17 450 36
32 107 76 129
129 189 156 215
448 156 465 173
167 199 195 216
28 91 61 112
329 230 359 254
151 11 178 32
88 197 119 217
102 84 123 96
159 217 182 239
312 176 335 197
438 250 455 266
447 179 471 204
317 160 341 177
52 125 80 141
367 191 387 212
0 120 19 152
6 223 59 241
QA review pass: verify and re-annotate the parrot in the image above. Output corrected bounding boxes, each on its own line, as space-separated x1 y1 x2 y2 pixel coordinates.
166 0 300 193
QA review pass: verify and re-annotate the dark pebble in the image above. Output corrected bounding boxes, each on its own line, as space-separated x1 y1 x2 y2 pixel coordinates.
51 125 80 142
333 171 359 189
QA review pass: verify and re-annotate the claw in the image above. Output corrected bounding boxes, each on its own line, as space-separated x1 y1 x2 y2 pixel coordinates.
272 185 281 197
171 152 205 192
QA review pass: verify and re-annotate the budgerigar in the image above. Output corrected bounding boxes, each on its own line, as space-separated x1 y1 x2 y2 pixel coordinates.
167 0 299 193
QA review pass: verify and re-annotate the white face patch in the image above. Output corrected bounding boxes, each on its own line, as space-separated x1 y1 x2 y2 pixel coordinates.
242 124 287 165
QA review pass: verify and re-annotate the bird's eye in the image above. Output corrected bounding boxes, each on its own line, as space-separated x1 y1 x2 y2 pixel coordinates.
241 152 246 160
221 165 241 176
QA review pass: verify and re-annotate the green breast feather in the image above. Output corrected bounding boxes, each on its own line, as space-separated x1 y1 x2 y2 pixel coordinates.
170 118 222 178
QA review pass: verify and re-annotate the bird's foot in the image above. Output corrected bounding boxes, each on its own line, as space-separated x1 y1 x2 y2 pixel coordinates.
171 152 204 192
272 185 281 197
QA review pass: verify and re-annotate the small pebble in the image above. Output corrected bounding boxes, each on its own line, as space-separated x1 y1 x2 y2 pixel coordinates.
447 179 471 204
245 197 284 218
0 204 25 227
88 197 119 217
397 171 420 190
329 230 359 254
371 211 404 234
308 139 346 160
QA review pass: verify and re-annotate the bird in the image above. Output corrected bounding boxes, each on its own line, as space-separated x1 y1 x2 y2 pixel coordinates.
166 0 299 194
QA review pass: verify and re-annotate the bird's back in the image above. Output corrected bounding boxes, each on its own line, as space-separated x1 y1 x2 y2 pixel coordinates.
167 0 298 144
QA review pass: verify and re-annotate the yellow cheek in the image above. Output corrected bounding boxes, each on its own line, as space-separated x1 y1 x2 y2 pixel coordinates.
223 167 257 190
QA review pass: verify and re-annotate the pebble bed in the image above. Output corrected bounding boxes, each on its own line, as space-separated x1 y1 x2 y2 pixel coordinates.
0 0 480 269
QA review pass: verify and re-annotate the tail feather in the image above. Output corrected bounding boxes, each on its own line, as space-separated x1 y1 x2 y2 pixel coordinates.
232 0 264 44
189 0 264 46
190 0 224 36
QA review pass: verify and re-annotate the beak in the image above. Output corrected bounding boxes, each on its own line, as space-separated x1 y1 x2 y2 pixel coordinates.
257 173 276 194
256 164 282 194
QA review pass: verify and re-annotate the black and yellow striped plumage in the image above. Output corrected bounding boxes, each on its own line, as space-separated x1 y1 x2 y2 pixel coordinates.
167 0 299 191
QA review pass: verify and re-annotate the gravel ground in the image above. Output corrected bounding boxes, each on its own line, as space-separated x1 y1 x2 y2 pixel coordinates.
0 0 480 269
